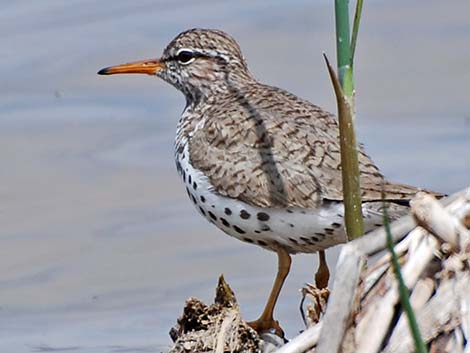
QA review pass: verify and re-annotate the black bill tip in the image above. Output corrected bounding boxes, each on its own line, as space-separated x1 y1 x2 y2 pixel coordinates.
97 67 111 75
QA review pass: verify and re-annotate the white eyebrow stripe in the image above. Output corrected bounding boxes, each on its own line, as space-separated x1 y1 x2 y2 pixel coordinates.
174 48 231 63
176 48 196 56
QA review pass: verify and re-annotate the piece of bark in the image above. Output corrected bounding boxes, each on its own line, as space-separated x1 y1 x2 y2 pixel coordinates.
168 275 279 353
275 323 322 353
411 193 470 250
383 277 463 353
315 245 365 353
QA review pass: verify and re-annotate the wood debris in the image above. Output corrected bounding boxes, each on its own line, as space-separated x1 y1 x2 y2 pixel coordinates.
280 188 470 353
168 275 284 353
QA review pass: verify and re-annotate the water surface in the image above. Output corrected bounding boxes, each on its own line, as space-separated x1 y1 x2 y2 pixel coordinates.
1 1 469 352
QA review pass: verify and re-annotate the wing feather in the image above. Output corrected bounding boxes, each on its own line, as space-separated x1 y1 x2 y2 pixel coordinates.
189 84 422 209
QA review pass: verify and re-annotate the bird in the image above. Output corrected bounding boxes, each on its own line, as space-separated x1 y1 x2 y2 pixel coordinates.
98 28 425 336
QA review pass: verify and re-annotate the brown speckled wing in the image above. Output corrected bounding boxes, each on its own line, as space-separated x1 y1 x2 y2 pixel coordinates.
189 84 420 209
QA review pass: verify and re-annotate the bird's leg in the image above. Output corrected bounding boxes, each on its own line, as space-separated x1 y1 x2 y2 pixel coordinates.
247 246 291 338
314 250 330 289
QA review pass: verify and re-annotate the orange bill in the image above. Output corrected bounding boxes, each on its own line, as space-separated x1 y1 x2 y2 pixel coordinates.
98 59 164 75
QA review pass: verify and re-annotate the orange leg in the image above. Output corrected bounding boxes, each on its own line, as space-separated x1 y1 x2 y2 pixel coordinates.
314 250 330 289
248 246 291 337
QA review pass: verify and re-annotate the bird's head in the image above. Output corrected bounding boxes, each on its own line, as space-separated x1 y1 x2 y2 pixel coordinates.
98 29 254 105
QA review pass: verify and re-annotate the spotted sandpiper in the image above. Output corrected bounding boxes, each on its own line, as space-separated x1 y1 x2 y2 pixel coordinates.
98 28 423 336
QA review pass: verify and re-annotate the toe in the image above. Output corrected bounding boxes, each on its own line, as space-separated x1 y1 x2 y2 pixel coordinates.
247 318 285 338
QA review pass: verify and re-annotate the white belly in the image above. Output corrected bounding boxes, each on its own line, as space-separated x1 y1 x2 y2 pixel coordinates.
175 143 349 254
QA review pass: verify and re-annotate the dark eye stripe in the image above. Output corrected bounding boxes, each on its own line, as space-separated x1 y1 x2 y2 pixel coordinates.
172 50 206 63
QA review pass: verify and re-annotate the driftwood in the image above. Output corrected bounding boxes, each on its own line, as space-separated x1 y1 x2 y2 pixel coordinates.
167 188 470 353
286 188 470 353
168 275 284 353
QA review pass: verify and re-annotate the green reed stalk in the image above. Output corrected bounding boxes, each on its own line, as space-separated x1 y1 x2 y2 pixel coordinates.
333 0 364 240
383 202 428 353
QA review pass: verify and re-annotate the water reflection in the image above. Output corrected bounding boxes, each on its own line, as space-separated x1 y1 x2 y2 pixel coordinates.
1 1 469 352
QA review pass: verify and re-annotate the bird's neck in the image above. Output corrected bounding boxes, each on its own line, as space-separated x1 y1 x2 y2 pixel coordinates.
183 69 256 108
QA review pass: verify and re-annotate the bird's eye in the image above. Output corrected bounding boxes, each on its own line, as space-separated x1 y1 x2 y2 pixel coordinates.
176 50 195 64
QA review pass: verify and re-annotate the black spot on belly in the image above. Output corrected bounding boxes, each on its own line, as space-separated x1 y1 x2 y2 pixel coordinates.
315 232 325 238
310 236 320 242
240 210 251 219
243 237 254 243
324 228 335 234
289 223 294 228
188 175 192 184
208 211 217 221
254 230 261 234
200 195 206 203
186 187 191 198
300 236 316 245
224 208 232 216
199 207 206 216
182 170 186 182
192 181 197 190
257 240 268 246
191 194 197 204
332 222 341 228
233 225 246 234
220 218 230 227
257 212 270 221
260 224 271 232
288 237 298 244
287 209 293 213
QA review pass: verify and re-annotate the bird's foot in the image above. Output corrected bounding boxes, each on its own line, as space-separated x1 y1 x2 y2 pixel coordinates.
247 317 285 338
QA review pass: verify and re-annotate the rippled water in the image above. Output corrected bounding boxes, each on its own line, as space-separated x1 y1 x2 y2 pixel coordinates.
1 1 469 352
